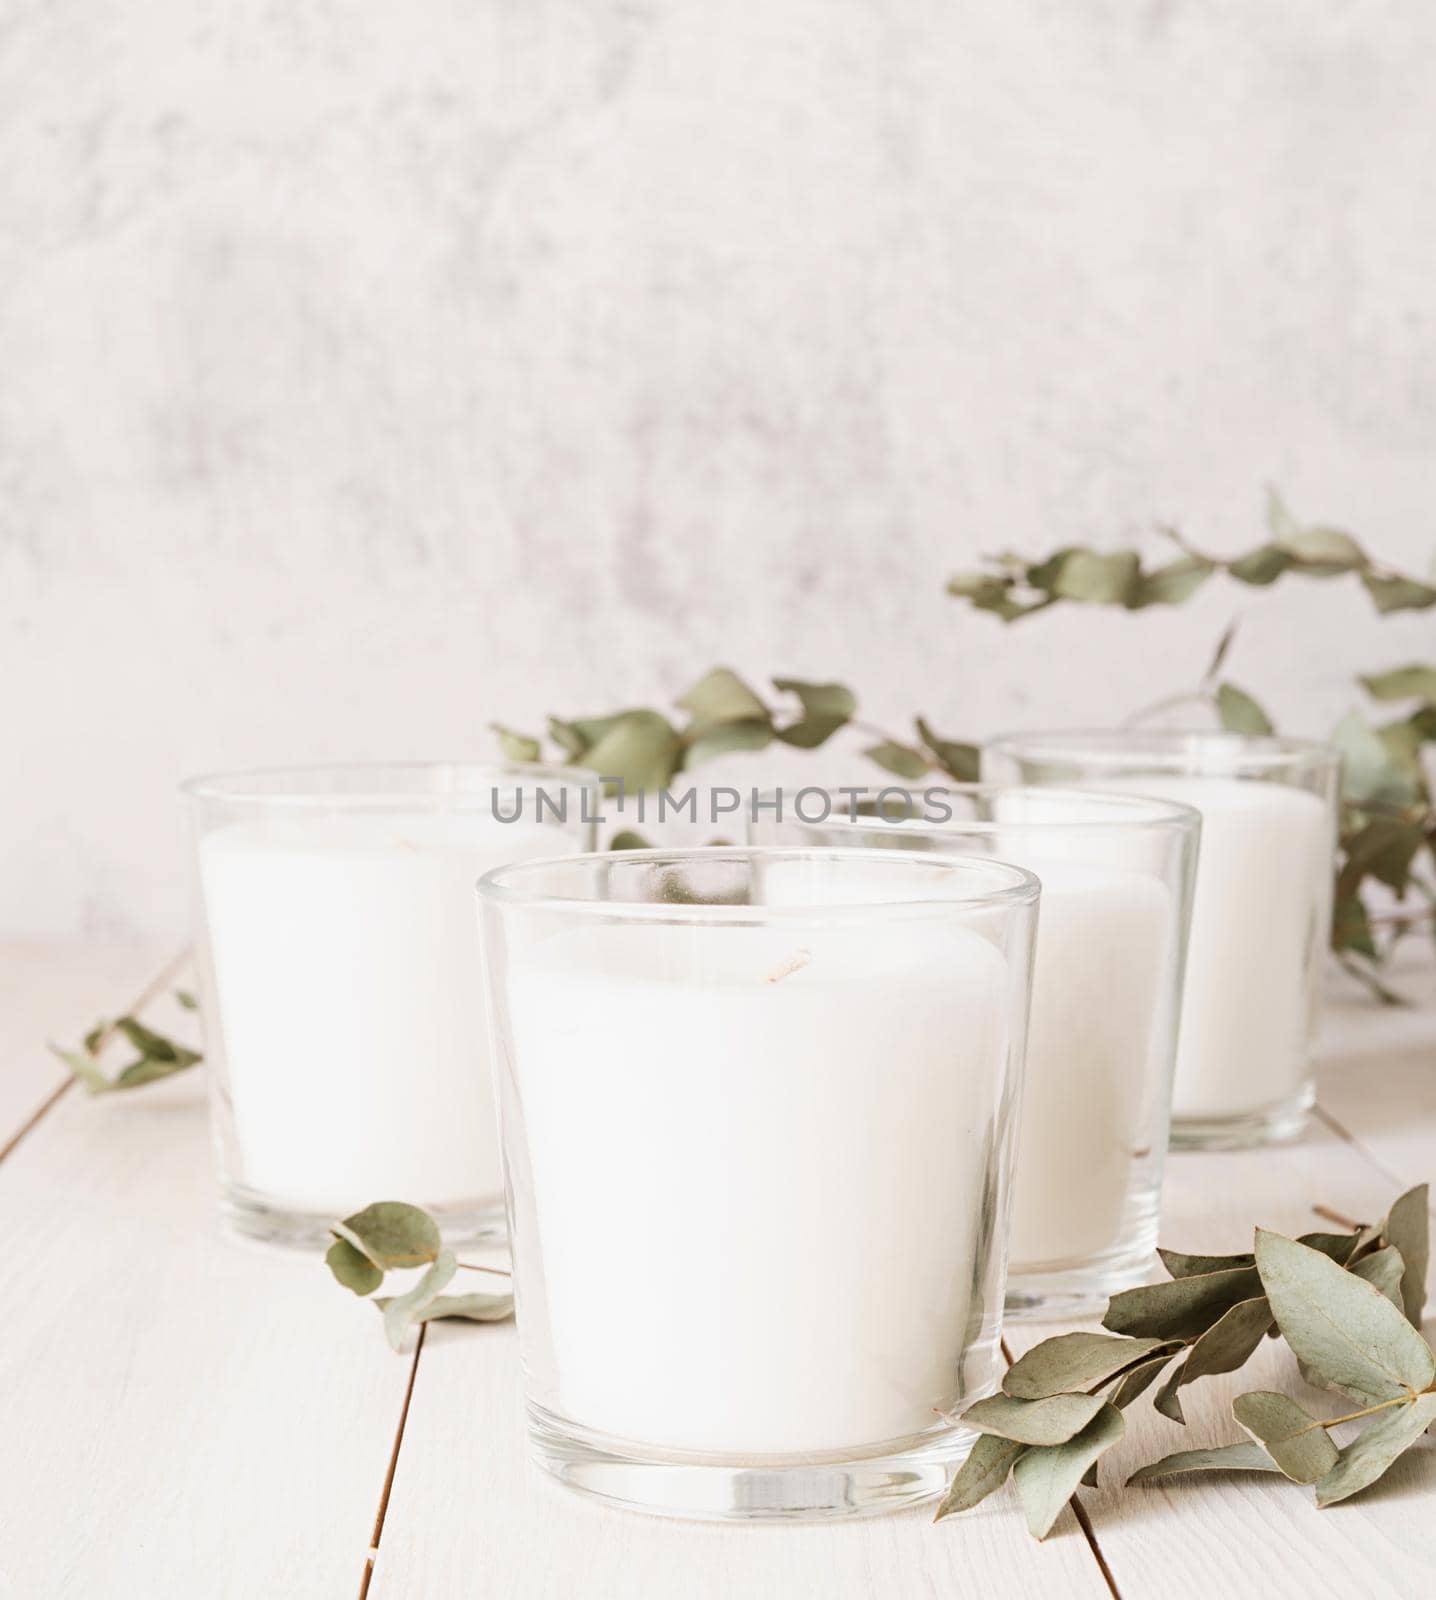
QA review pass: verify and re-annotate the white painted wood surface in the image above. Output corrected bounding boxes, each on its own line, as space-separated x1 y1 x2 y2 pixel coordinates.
0 943 1431 1599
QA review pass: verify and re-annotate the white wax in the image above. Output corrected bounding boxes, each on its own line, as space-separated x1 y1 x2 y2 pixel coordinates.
1004 862 1169 1268
505 920 1011 1455
201 813 571 1212
1100 777 1331 1118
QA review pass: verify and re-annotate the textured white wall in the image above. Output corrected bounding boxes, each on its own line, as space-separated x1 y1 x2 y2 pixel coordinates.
3 1 1436 938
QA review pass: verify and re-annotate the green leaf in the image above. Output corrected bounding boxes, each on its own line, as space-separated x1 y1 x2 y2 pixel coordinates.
1110 1353 1178 1410
1104 1264 1262 1340
1349 1246 1406 1309
772 678 856 748
376 1289 514 1327
675 667 771 726
1216 682 1275 736
1361 571 1436 614
1382 1184 1429 1329
1338 819 1425 895
1137 556 1215 607
379 1249 457 1351
1333 711 1422 807
962 1391 1109 1446
48 1043 110 1095
608 830 653 851
1158 1247 1255 1279
1297 1231 1363 1266
174 988 199 1011
113 1017 199 1063
325 1238 383 1297
581 710 682 793
1177 1296 1275 1387
915 717 981 782
933 1432 1025 1520
1360 666 1436 706
1049 549 1142 606
1232 1391 1339 1484
1153 1362 1187 1424
862 741 930 781
1315 1393 1436 1506
490 723 542 764
1228 545 1293 586
1011 1405 1124 1539
1280 526 1367 574
1002 1332 1179 1400
113 1053 200 1089
683 719 773 770
1128 1441 1283 1484
1254 1229 1436 1404
331 1202 441 1272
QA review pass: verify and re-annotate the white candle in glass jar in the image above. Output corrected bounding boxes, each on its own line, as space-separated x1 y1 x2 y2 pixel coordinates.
504 920 1011 1455
1005 861 1168 1266
201 813 569 1213
1099 777 1331 1118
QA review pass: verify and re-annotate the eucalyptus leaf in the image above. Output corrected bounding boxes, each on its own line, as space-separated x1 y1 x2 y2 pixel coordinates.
1002 1332 1178 1400
932 1432 1025 1520
1254 1229 1435 1404
1011 1405 1124 1539
174 988 199 1011
326 1237 383 1297
113 1017 198 1063
1216 682 1275 737
380 1249 458 1352
1315 1393 1436 1507
1350 1245 1407 1310
1104 1264 1262 1340
1361 571 1436 613
1228 545 1293 586
609 830 653 851
915 717 981 782
1157 1247 1255 1279
1128 1441 1283 1484
1049 549 1142 606
582 710 682 793
684 719 773 769
1109 1353 1178 1410
772 678 855 748
377 1289 514 1327
331 1201 441 1271
113 1053 200 1089
490 723 542 764
1333 711 1421 807
1178 1296 1275 1387
962 1391 1109 1446
675 667 770 726
862 741 930 781
1360 665 1436 706
1137 556 1214 607
1279 526 1367 573
48 1043 109 1095
1232 1391 1339 1484
1153 1362 1187 1424
1382 1183 1430 1328
1297 1231 1363 1266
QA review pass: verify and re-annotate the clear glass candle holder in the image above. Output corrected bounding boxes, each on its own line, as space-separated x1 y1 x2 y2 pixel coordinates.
984 733 1340 1150
750 787 1199 1319
477 847 1039 1521
184 763 599 1248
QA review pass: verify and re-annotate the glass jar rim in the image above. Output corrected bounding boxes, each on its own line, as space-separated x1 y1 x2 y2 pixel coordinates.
181 760 599 809
751 783 1201 835
983 728 1339 779
477 845 1041 923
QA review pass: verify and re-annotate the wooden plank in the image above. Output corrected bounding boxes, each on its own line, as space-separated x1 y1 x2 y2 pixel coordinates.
1006 1115 1436 1599
0 940 170 1151
370 1286 1111 1591
1316 947 1436 1189
0 967 410 1599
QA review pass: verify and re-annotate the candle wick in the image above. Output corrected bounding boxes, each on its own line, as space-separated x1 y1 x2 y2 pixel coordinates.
763 948 812 985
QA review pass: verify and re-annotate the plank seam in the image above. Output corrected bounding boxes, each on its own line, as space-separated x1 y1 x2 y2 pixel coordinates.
1311 1100 1410 1192
0 947 190 1168
358 1322 428 1600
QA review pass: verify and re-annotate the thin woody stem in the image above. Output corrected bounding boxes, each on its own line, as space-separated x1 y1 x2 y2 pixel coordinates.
1297 1394 1414 1435
1311 1203 1364 1231
454 1261 511 1279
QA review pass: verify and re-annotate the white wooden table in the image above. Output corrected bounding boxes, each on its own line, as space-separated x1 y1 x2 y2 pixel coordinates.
2 943 1433 1599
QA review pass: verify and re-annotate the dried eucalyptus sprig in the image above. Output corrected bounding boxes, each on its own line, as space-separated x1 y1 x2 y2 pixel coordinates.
324 1201 513 1351
946 489 1436 621
49 1013 202 1095
937 1184 1431 1538
491 667 979 794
